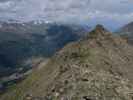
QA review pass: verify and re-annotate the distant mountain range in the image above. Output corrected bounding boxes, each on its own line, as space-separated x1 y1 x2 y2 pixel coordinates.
118 22 133 34
0 21 90 78
117 22 133 44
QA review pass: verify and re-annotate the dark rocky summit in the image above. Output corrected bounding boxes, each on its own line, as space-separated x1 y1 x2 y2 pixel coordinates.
1 25 133 100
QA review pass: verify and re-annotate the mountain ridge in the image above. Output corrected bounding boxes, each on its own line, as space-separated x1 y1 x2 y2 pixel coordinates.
1 25 133 100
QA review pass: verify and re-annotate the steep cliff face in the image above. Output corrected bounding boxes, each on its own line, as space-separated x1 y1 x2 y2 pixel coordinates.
1 25 133 100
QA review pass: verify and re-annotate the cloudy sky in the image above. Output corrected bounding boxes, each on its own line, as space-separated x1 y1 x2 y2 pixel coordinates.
0 0 133 29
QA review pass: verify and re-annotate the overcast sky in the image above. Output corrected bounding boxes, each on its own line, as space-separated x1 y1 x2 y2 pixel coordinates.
0 0 133 29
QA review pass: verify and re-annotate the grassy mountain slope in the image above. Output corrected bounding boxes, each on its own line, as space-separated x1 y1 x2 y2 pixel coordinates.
1 25 133 100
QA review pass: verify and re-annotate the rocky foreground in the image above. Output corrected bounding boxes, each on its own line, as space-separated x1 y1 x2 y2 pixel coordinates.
1 25 133 100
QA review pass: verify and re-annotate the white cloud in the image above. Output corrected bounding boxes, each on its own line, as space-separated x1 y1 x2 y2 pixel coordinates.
0 0 133 28
0 1 14 10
